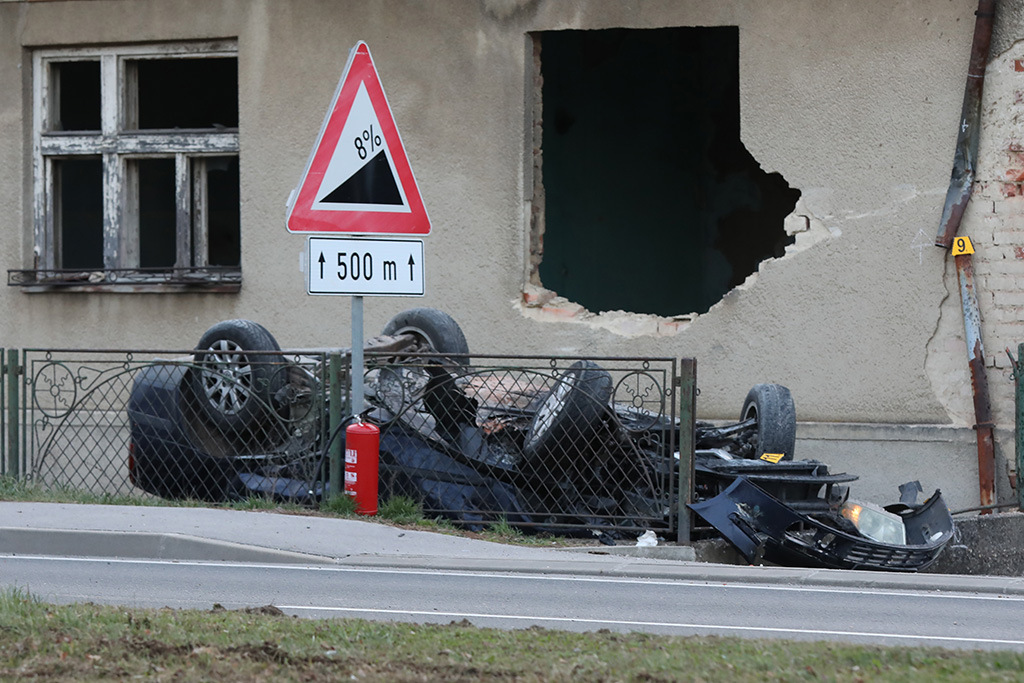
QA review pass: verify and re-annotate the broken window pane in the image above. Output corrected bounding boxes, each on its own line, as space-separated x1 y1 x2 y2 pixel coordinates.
203 156 240 267
136 158 178 269
132 57 238 130
52 61 101 132
536 27 799 317
55 157 103 269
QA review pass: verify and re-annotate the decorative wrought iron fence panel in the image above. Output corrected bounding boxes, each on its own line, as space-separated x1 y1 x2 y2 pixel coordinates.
19 349 335 501
12 347 687 539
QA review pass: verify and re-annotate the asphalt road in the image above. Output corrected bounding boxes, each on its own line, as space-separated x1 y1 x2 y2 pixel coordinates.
3 502 1024 651
4 554 1024 650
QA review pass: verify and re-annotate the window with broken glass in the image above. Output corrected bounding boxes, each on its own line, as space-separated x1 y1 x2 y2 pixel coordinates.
11 42 241 291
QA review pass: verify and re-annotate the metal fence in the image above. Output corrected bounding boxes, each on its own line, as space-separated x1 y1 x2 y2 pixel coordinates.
0 347 695 540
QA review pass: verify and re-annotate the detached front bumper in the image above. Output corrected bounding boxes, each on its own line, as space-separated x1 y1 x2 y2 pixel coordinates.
689 477 954 572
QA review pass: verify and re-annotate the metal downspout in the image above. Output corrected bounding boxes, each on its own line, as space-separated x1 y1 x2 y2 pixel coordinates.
934 0 997 509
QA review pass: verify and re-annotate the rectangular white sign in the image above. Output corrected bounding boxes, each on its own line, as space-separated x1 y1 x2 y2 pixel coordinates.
307 236 424 296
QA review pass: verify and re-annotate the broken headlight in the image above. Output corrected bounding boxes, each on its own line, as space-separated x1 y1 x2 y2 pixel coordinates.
840 500 906 545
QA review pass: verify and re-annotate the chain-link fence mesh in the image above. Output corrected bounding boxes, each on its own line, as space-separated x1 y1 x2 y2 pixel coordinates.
6 346 684 538
367 354 678 536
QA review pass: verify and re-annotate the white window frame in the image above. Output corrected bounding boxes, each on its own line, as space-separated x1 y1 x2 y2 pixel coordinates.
27 41 240 290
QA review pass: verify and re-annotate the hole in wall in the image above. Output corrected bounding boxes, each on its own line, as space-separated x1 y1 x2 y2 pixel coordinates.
530 27 800 318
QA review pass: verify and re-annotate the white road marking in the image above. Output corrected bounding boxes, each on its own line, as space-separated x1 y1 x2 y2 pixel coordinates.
4 554 1023 603
277 605 1024 647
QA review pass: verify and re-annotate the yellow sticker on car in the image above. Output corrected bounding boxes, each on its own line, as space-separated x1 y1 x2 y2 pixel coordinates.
951 236 975 256
759 452 784 464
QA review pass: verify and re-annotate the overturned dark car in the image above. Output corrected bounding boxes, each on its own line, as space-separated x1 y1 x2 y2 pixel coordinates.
127 308 954 572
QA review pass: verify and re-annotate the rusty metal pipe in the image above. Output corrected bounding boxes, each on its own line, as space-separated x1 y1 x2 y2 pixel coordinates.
956 253 997 507
935 0 995 249
935 0 997 509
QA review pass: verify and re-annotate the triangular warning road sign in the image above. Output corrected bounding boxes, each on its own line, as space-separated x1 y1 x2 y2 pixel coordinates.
287 42 430 235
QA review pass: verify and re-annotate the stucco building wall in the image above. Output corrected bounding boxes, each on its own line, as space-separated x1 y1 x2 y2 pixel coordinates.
0 0 1018 507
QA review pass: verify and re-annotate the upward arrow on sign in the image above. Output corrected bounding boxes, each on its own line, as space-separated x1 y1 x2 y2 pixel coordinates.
286 41 431 235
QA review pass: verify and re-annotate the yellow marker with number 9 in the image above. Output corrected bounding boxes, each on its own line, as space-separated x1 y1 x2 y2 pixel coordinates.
951 236 975 256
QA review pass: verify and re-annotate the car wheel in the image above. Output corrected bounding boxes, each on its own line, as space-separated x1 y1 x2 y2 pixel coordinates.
740 383 796 460
523 360 613 468
190 319 283 434
382 308 470 363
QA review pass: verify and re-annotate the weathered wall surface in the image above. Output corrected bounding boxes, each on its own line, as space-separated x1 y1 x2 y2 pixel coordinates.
935 31 1024 432
0 0 1018 503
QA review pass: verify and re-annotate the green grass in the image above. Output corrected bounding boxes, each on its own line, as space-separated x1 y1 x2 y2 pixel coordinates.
0 476 321 515
377 495 425 524
319 492 358 516
0 477 165 507
487 516 521 539
2 588 1022 682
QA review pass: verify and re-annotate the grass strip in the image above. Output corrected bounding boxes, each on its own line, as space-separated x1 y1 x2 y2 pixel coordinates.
2 588 1023 682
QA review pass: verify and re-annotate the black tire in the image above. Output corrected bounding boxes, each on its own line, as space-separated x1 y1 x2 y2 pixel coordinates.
740 383 796 461
523 360 613 468
382 308 470 363
190 319 283 434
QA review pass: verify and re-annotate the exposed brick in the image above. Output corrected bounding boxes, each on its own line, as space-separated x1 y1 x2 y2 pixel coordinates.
988 306 1024 323
975 256 1024 277
521 287 555 308
540 302 585 319
990 325 1024 345
992 291 1024 307
657 319 690 335
1000 181 1024 196
991 228 1024 245
997 199 1024 216
984 274 1017 291
1006 145 1024 163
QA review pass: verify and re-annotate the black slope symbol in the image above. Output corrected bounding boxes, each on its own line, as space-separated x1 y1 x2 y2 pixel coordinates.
321 150 403 205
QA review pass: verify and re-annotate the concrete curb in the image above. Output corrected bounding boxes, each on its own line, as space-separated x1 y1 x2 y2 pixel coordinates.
556 545 698 562
7 525 1024 596
319 552 1024 596
0 528 338 565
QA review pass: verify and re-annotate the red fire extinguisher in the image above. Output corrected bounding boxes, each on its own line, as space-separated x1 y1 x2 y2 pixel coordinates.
344 421 379 516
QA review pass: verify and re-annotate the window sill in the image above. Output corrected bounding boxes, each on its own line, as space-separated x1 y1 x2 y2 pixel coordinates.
7 267 241 293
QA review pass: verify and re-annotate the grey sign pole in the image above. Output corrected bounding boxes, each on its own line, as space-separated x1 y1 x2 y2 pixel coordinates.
351 295 364 418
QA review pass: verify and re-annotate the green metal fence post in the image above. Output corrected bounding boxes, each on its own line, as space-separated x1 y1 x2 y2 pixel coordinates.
328 352 343 502
1011 344 1019 509
6 349 19 479
1 348 5 475
1 348 4 475
677 357 697 544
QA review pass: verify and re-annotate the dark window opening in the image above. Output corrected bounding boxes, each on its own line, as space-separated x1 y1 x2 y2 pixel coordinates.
56 157 104 269
53 61 101 131
133 57 238 130
137 158 178 269
204 156 241 267
536 27 800 317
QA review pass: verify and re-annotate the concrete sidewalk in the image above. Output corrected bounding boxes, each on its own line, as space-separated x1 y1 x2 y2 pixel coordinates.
3 501 1024 597
0 501 579 564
